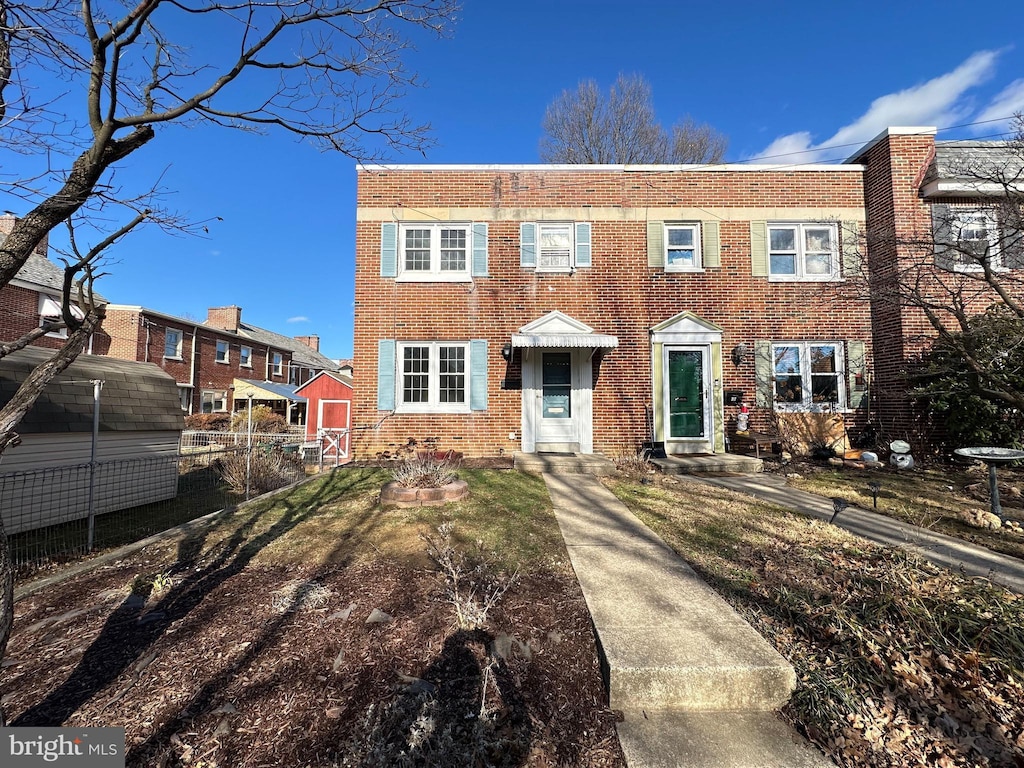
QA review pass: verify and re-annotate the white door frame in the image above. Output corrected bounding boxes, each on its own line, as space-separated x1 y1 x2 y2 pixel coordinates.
521 347 594 453
661 345 713 452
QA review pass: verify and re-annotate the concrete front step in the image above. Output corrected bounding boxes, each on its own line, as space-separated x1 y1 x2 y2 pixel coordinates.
567 540 796 712
653 453 763 475
617 710 834 768
514 451 615 476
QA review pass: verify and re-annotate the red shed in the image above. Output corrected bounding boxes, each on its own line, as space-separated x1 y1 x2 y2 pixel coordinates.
295 370 353 462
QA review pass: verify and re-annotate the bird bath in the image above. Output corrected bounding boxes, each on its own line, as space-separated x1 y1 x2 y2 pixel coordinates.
954 447 1024 520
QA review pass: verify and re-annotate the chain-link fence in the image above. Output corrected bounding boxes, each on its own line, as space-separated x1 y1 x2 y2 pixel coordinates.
0 442 315 581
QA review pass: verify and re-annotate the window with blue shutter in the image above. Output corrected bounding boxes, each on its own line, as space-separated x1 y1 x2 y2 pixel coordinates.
377 340 396 411
472 223 489 277
520 223 537 267
381 223 398 278
470 339 488 411
575 222 591 267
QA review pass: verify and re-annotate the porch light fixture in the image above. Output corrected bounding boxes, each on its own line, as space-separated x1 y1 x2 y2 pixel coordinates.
501 343 513 361
731 343 748 366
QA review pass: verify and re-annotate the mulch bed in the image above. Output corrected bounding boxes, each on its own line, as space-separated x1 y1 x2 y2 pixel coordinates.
3 555 624 767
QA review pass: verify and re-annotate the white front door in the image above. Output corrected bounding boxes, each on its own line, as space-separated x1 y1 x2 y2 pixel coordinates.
537 351 578 446
521 347 593 453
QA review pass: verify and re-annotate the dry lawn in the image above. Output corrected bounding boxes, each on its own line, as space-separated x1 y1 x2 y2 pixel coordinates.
606 473 1024 768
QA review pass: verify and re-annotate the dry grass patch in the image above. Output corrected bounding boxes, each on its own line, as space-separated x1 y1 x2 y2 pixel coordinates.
781 461 1024 561
606 475 1024 768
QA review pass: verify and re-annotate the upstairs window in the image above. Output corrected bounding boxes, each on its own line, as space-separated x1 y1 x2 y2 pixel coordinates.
768 223 838 280
271 352 283 377
398 223 470 281
520 222 592 272
664 223 702 271
240 346 252 368
164 329 183 359
933 205 1004 272
215 340 229 363
38 295 83 339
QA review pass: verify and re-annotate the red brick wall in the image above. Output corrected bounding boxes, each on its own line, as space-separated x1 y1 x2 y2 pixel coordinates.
95 309 293 414
353 167 873 459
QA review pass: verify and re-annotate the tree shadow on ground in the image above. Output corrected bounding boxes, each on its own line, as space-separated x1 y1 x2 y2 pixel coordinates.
11 468 383 728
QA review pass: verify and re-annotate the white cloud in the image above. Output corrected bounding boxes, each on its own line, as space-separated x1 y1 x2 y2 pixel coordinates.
287 315 309 323
973 79 1024 134
754 50 1000 163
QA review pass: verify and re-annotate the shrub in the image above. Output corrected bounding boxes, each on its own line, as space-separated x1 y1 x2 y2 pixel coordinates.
216 447 303 495
380 437 461 488
231 405 290 434
184 412 231 431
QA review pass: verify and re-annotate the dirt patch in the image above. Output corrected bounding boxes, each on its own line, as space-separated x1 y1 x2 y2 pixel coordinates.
4 556 623 767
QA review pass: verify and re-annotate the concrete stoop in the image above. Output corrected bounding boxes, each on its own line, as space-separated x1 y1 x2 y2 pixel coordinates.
514 451 615 476
616 711 834 768
652 453 763 475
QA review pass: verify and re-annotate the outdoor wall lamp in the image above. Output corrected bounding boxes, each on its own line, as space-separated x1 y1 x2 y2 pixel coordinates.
731 342 748 366
501 343 513 361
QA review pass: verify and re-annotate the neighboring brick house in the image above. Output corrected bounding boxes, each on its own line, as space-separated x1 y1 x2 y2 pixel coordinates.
353 153 873 459
352 127 1023 460
94 305 339 418
852 128 1024 441
0 214 105 351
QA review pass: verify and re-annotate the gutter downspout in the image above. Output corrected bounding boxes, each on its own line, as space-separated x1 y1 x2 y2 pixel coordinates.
190 324 200 415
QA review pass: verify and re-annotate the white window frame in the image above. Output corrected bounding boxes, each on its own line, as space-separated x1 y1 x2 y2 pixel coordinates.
164 328 183 359
215 339 230 364
664 223 703 272
177 385 193 413
950 208 1003 272
396 341 470 414
537 222 575 273
240 345 253 368
201 389 228 413
38 294 82 339
771 342 846 412
767 223 839 281
271 352 283 377
397 222 471 282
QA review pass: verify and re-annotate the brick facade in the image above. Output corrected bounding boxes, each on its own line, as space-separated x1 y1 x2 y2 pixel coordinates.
353 164 874 459
94 307 294 415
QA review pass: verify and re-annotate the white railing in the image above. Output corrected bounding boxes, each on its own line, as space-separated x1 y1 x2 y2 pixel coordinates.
180 430 303 451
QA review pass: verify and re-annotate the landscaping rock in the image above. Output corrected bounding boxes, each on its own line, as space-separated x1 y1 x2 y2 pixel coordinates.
365 608 393 624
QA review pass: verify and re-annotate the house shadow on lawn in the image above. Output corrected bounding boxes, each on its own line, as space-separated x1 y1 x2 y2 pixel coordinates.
11 469 385 729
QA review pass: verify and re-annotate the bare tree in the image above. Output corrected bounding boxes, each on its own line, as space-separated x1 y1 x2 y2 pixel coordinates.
839 117 1024 442
0 0 456 725
539 73 727 164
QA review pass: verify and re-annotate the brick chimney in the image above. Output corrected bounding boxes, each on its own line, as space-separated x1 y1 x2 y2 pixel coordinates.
207 305 242 332
0 214 50 257
294 335 320 352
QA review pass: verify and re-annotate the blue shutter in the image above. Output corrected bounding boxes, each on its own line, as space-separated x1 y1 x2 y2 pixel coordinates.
470 339 488 411
381 223 398 278
472 223 489 276
377 340 396 411
520 222 536 267
575 222 592 267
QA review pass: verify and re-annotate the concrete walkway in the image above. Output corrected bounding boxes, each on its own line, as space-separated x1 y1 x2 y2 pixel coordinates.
694 473 1024 594
543 473 833 768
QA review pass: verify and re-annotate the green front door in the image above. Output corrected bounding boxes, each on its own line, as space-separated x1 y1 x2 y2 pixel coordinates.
668 349 705 438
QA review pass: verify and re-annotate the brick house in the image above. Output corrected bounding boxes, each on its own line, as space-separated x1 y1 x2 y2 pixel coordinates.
351 126 1023 460
94 305 339 418
0 214 104 351
353 151 876 460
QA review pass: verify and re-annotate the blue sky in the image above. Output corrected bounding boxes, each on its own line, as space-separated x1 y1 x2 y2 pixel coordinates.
4 0 1024 361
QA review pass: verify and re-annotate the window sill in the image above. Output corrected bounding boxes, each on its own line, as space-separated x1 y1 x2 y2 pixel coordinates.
396 273 472 283
665 267 705 274
396 405 472 415
164 355 183 361
767 275 841 283
215 359 229 365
